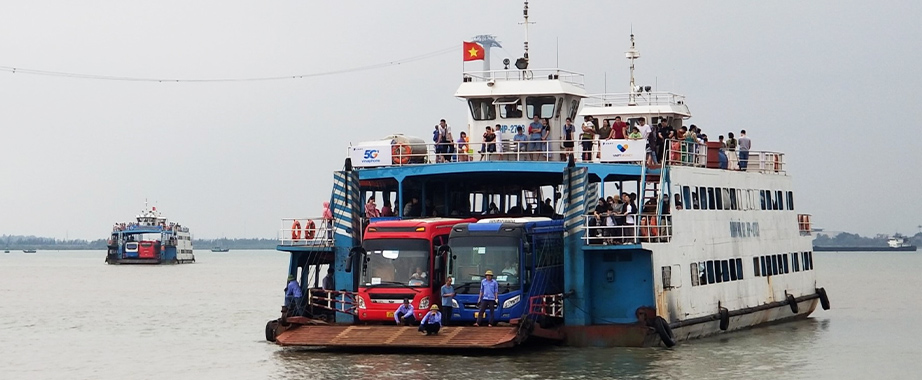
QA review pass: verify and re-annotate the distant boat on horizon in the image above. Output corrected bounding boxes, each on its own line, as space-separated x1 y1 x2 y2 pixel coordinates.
22 249 36 254
211 247 230 253
813 234 917 252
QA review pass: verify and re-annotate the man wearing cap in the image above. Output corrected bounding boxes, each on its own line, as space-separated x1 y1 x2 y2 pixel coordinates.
285 274 302 315
475 270 499 327
418 305 443 335
394 298 416 326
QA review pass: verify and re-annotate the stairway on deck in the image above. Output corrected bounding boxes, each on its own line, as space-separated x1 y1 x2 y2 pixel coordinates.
276 325 520 349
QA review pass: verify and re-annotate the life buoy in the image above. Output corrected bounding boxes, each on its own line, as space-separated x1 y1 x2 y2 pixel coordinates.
786 294 799 314
816 287 830 310
652 316 676 347
291 220 302 240
718 308 729 331
304 220 316 239
391 144 411 165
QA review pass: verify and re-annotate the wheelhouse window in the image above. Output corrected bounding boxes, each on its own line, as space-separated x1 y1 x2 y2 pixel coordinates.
526 96 557 119
496 98 523 119
468 98 496 120
568 99 581 121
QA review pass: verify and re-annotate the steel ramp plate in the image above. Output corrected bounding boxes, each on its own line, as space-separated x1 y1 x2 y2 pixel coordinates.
276 325 519 349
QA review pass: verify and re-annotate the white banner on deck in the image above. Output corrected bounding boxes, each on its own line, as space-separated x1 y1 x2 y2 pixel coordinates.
599 139 645 162
350 141 393 167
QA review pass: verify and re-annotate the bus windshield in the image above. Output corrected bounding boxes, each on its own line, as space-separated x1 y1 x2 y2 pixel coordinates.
363 238 431 287
450 236 521 294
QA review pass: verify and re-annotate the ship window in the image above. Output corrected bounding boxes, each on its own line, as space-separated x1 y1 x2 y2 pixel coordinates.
787 191 795 210
698 187 708 210
714 260 722 283
714 187 724 210
760 191 766 210
690 263 700 286
496 97 523 118
468 98 496 120
722 188 731 210
760 256 767 276
729 189 738 210
806 251 814 270
706 261 715 284
568 99 580 121
721 260 731 282
699 262 707 285
683 186 692 211
662 266 672 288
771 255 779 275
729 259 738 280
526 96 557 119
776 191 784 210
792 253 800 272
707 188 716 210
782 254 789 273
753 257 760 276
736 258 744 280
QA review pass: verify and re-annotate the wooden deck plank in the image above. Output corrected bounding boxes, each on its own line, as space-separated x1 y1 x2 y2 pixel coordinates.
276 325 520 349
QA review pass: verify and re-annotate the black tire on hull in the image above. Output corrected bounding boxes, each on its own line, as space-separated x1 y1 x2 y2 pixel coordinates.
653 316 676 347
718 308 730 331
816 287 830 310
265 320 279 342
786 294 799 314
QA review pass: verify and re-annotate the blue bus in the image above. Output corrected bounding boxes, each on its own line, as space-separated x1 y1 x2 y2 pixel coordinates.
447 218 565 324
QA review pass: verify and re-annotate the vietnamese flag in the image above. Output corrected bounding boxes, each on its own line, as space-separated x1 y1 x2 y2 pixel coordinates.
463 41 485 61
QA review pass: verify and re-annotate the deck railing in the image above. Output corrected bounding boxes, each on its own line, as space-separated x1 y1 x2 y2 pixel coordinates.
278 217 334 247
309 289 357 316
583 92 687 108
527 293 565 318
461 68 585 88
664 138 787 175
797 214 812 236
582 214 673 245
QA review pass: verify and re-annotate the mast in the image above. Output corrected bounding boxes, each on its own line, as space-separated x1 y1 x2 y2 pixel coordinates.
626 33 641 106
515 0 534 72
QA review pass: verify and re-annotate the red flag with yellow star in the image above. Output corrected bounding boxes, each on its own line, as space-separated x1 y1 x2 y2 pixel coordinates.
463 41 485 61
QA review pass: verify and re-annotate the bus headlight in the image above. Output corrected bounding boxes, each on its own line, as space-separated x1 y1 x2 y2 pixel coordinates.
502 295 521 309
356 295 366 309
419 296 430 309
451 299 459 308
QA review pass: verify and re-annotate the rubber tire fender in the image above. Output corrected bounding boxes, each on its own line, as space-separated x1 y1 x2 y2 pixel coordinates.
653 316 676 347
265 320 279 342
786 294 799 314
718 308 730 331
816 287 830 310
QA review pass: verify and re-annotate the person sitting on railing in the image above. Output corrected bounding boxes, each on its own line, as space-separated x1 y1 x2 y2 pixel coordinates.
726 132 740 170
480 126 497 160
738 130 751 171
513 126 528 161
418 305 442 335
394 299 416 326
562 117 576 161
527 115 546 161
580 115 596 161
718 135 729 169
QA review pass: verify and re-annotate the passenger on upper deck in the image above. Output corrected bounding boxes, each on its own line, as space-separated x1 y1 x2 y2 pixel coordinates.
365 197 380 218
598 120 612 160
738 130 751 171
480 126 497 160
726 132 739 170
380 199 394 217
610 116 628 140
457 132 470 162
562 118 576 161
580 115 596 162
528 115 546 161
513 126 528 160
403 197 420 217
718 135 729 169
628 126 642 140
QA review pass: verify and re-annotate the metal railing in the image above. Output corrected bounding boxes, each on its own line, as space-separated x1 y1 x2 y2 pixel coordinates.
663 139 787 175
278 217 334 246
527 293 564 318
461 68 585 88
797 214 812 236
582 214 673 245
309 289 358 316
583 92 687 108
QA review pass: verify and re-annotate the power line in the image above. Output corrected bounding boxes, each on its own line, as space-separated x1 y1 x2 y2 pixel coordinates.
0 45 458 83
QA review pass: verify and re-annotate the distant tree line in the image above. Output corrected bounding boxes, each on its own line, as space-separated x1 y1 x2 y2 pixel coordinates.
1 235 278 250
813 232 922 247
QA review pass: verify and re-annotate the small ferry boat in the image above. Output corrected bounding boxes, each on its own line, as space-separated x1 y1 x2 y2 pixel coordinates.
22 249 36 254
264 2 830 349
105 204 195 264
211 247 230 253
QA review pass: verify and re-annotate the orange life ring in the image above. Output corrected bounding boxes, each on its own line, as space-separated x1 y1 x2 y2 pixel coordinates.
304 220 316 239
391 144 411 165
291 220 302 240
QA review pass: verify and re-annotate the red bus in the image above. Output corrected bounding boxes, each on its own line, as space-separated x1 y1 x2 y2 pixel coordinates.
355 217 476 322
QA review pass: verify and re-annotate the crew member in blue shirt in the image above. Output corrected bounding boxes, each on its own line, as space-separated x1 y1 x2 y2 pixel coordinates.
285 274 302 315
440 277 455 326
418 305 443 335
475 270 499 327
394 298 416 326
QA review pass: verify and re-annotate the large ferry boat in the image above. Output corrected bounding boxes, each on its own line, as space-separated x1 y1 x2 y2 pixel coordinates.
105 204 195 265
264 2 830 349
814 233 917 252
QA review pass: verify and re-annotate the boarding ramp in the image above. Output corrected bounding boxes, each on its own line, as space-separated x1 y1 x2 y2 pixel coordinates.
275 325 521 349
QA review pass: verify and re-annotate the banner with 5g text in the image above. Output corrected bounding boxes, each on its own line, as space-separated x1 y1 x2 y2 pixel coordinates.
599 139 645 162
350 143 393 167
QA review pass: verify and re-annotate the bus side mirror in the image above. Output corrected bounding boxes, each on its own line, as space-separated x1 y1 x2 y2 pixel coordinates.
345 247 367 273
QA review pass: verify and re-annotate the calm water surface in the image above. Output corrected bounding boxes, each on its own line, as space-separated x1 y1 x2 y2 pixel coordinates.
1 250 919 379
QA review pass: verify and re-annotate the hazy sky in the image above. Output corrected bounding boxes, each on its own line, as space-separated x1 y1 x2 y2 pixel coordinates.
2 1 919 240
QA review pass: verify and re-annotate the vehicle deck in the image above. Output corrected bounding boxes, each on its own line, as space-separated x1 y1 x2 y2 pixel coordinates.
275 325 521 349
